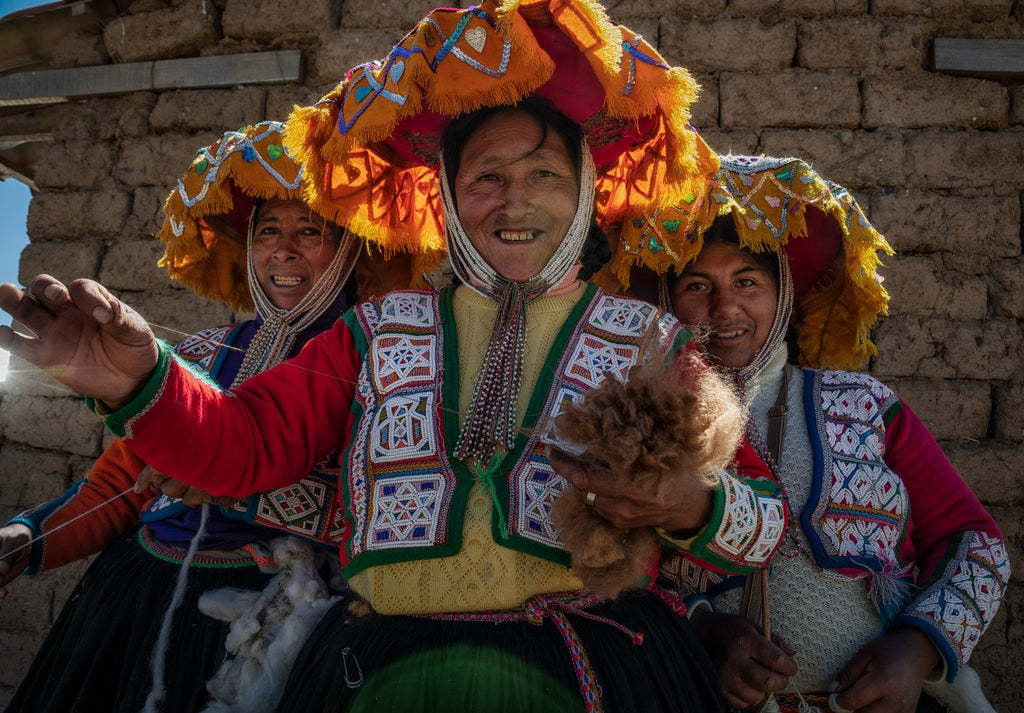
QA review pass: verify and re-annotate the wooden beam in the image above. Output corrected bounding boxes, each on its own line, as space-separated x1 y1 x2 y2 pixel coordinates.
933 38 1024 80
0 50 302 107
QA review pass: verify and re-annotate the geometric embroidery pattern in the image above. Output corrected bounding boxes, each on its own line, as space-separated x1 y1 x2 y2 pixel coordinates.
372 335 436 391
710 470 786 566
564 334 638 390
347 404 372 553
371 393 437 462
513 459 568 548
247 473 346 545
174 324 234 372
368 476 445 548
904 530 1010 665
378 291 434 329
812 371 907 561
588 295 657 338
658 550 726 594
349 291 454 557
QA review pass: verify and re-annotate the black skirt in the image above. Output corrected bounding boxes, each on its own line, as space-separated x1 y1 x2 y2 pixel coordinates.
276 589 725 713
5 525 274 713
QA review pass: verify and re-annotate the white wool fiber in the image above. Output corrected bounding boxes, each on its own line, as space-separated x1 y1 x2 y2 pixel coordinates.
198 537 342 713
923 664 998 713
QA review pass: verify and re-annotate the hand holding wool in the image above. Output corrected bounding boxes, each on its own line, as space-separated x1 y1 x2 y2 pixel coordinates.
545 351 745 598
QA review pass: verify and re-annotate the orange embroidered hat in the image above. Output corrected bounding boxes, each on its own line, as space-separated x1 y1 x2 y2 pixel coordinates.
157 122 436 311
654 155 893 370
284 0 720 280
158 122 304 312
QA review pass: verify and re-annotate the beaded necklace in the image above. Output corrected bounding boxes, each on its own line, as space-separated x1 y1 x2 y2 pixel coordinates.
441 136 598 463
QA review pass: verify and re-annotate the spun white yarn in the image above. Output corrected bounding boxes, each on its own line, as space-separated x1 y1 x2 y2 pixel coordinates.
142 503 211 713
198 536 342 713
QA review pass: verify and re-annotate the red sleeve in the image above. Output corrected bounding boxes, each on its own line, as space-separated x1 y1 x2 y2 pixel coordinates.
884 402 1002 587
885 400 1009 675
731 436 775 485
117 319 361 498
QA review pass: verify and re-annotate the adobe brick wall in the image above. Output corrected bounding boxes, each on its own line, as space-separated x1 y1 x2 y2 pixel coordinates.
0 0 1020 708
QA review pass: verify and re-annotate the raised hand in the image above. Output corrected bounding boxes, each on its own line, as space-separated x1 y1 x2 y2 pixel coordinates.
0 523 33 599
0 276 159 408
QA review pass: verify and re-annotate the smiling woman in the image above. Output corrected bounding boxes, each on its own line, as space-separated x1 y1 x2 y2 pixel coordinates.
250 198 343 311
0 4 790 711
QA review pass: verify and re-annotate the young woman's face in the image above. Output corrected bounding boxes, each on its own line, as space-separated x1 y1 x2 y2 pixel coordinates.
670 241 779 370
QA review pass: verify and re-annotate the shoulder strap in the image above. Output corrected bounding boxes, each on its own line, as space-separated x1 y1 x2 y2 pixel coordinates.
740 363 793 643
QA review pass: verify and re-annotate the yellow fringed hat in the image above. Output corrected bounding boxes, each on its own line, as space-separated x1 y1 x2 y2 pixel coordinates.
283 0 719 278
158 122 314 312
157 122 434 311
653 155 893 371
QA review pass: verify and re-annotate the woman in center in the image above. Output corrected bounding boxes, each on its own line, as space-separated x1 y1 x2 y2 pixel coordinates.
269 98 783 713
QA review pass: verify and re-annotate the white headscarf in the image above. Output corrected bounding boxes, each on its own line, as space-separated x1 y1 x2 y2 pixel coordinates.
439 114 598 463
231 204 360 386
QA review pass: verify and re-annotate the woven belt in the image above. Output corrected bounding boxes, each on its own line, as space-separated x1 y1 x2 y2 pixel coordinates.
425 592 647 713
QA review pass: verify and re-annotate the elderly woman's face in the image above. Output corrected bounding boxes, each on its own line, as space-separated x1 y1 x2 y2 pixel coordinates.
453 111 579 282
251 198 341 310
670 241 779 370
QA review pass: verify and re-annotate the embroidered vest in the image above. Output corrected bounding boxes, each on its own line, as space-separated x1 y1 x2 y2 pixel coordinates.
660 368 906 596
341 286 681 576
801 368 907 572
142 323 346 549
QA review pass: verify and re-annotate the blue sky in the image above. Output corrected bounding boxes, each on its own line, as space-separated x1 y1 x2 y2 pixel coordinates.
0 0 44 292
0 0 55 377
0 0 46 18
0 179 30 291
0 179 30 378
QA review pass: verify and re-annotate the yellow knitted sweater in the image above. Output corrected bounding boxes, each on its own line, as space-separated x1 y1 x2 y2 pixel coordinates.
347 284 586 614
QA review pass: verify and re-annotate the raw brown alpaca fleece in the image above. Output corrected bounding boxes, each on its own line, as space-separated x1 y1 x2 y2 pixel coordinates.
549 352 745 598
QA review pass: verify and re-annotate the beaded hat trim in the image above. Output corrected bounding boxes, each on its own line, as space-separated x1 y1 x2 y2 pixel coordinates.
654 155 893 371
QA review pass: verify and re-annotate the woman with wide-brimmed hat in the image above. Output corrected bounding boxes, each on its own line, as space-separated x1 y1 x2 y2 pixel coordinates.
0 3 789 711
660 155 1008 713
